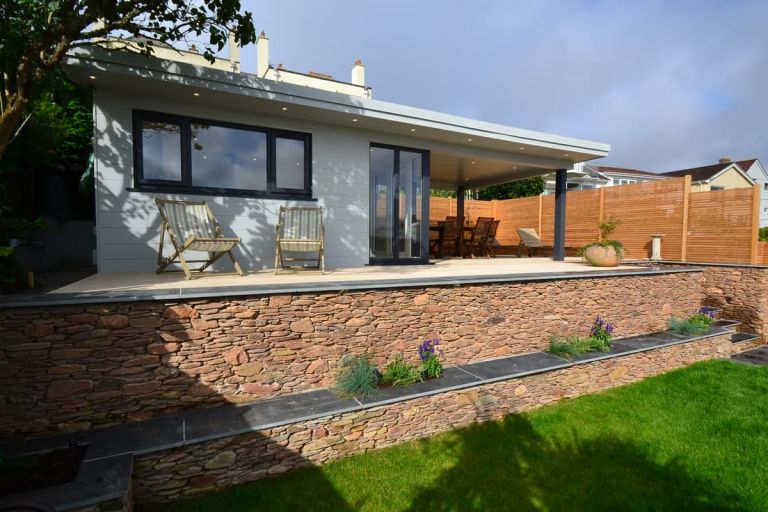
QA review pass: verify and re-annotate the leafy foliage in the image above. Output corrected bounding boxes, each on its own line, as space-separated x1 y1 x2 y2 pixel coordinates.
381 355 422 387
333 355 380 399
0 0 257 158
549 316 615 357
420 356 443 379
474 177 544 200
669 313 713 336
579 216 625 259
760 227 768 242
418 339 443 379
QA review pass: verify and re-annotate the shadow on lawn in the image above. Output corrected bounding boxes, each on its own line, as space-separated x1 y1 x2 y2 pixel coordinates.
406 414 746 512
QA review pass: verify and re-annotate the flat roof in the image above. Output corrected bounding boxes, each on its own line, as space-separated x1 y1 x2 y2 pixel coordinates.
63 47 610 188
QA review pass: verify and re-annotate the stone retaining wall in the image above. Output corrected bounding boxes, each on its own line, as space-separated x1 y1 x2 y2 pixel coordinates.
693 265 768 338
0 272 702 437
132 333 732 504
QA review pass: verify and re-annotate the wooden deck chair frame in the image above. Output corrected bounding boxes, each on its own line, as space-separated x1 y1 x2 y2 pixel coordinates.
155 198 244 280
515 227 551 257
274 206 325 275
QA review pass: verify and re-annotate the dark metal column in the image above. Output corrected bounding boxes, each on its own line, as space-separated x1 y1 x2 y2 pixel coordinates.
457 186 465 222
553 169 567 261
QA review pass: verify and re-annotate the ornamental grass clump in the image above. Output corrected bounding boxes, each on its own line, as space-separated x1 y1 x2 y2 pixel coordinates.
333 355 380 398
669 310 714 336
381 355 422 386
549 315 615 358
418 339 443 379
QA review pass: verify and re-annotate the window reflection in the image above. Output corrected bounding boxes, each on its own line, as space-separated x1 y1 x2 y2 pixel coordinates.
191 124 267 191
142 121 181 181
275 137 305 190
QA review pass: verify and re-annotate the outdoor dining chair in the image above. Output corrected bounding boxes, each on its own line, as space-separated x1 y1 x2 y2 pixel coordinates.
155 198 245 280
463 217 494 258
484 219 501 258
439 216 465 258
274 206 325 274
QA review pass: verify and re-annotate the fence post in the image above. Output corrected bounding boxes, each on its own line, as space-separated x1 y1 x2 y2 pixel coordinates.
750 184 761 264
598 187 605 238
680 175 691 261
537 195 543 235
492 200 498 219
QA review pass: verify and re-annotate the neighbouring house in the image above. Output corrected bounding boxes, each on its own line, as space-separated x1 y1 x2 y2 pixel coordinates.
542 163 663 194
661 157 757 192
61 35 609 272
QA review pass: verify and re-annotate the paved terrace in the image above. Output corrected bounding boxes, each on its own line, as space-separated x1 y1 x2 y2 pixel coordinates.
0 258 693 307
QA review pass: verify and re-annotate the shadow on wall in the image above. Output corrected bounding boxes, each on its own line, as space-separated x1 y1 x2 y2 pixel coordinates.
91 56 369 273
146 409 746 511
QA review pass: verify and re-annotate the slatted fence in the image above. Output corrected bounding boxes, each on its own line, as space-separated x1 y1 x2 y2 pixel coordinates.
429 177 763 264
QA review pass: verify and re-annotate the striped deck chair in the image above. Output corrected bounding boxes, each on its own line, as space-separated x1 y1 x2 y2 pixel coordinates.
155 198 244 280
274 206 325 274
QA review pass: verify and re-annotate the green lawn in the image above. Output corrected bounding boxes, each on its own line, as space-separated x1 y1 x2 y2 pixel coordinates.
153 360 768 511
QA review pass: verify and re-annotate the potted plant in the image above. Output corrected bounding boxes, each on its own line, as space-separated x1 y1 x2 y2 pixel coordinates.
580 216 624 267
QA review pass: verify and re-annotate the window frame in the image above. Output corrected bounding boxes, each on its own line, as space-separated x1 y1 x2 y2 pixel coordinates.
132 110 313 199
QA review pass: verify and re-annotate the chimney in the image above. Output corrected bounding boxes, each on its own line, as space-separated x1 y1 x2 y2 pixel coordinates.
256 31 269 77
351 59 365 86
228 30 240 72
719 157 732 164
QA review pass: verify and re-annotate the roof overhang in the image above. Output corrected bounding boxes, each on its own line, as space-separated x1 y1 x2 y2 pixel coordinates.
704 164 756 185
62 47 610 189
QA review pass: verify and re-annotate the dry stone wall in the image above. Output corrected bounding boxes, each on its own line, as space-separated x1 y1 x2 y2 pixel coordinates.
1 272 702 437
133 333 732 504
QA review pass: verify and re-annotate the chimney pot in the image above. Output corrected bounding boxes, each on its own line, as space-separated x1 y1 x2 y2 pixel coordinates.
351 59 365 87
256 32 270 77
719 157 732 164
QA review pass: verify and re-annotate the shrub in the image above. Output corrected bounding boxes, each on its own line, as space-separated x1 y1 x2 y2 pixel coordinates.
549 316 615 357
760 226 768 242
418 339 443 379
334 355 380 398
381 355 422 386
669 313 713 336
579 216 624 259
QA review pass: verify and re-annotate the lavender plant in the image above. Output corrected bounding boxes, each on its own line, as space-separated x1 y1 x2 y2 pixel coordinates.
549 315 615 357
418 339 443 379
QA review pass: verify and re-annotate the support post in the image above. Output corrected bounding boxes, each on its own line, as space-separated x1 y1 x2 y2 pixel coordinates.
457 186 465 223
680 175 691 261
553 169 567 261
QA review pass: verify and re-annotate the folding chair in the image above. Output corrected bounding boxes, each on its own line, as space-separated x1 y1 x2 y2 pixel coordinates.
274 206 325 274
155 198 244 280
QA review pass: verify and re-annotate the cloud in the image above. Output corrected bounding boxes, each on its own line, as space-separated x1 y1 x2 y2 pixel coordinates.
240 0 768 170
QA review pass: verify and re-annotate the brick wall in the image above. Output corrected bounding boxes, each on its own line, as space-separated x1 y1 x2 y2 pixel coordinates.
132 333 732 504
0 272 702 438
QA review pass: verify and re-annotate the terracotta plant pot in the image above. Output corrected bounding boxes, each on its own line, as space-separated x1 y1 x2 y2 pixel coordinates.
584 245 621 267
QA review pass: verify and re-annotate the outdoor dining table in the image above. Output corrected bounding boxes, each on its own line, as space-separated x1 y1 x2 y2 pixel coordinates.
429 223 473 258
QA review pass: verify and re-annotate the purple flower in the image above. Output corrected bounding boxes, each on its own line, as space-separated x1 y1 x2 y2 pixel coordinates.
419 339 440 361
697 307 717 319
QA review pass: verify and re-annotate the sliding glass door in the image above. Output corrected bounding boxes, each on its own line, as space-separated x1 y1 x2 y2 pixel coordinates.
369 144 430 264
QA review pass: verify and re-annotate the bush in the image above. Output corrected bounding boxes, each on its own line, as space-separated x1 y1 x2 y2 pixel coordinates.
549 316 615 358
381 355 422 386
334 355 380 398
760 226 768 242
669 313 713 336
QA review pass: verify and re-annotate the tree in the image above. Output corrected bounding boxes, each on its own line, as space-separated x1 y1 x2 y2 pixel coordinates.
0 0 257 159
475 177 544 200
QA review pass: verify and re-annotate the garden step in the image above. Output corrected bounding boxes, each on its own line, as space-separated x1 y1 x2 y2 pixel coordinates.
731 332 760 344
731 346 768 366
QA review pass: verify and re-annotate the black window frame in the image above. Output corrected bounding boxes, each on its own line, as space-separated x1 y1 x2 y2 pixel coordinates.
131 110 313 200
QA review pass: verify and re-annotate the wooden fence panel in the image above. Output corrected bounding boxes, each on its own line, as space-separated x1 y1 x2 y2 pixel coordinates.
687 187 757 264
495 196 541 245
602 178 688 260
539 189 601 247
428 177 759 264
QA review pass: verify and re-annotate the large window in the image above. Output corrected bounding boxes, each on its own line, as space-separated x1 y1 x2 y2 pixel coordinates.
133 111 311 198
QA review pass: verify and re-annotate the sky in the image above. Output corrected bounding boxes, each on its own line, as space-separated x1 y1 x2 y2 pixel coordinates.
232 0 768 172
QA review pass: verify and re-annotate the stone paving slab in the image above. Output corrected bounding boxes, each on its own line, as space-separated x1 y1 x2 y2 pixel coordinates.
731 346 768 366
360 367 481 406
458 352 573 382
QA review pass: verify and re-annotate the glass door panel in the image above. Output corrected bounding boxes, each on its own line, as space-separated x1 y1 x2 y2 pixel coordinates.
369 147 395 259
369 145 428 263
399 151 423 258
